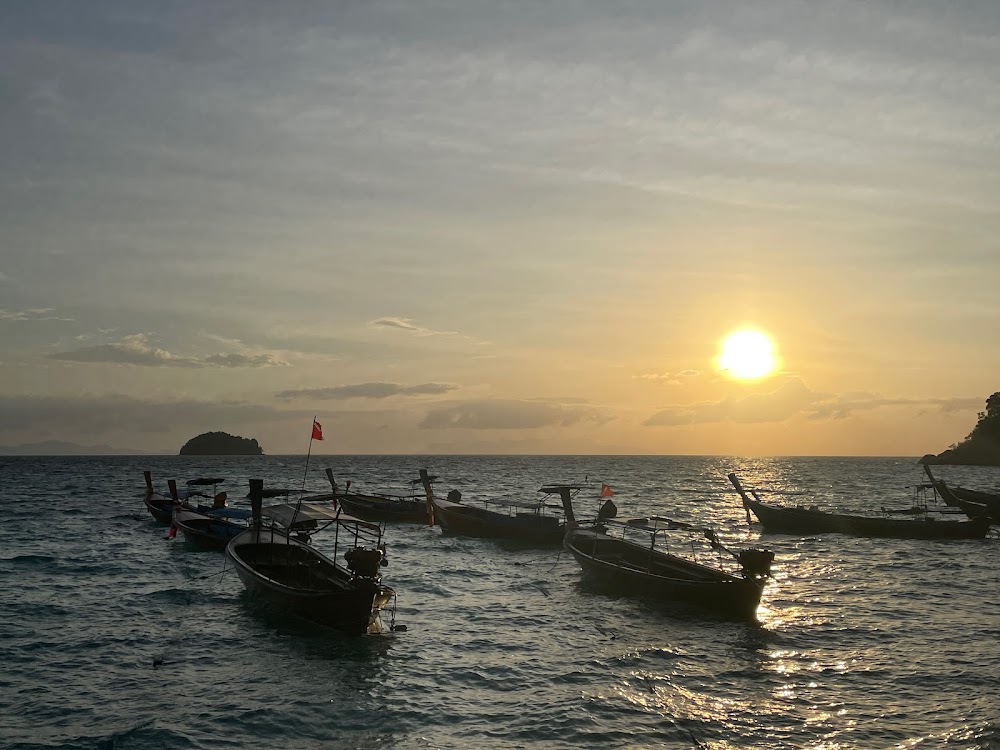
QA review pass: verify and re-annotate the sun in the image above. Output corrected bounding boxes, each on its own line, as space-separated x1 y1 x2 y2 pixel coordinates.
715 329 778 380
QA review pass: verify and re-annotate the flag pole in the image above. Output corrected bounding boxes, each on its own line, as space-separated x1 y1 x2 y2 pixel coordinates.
300 415 317 498
289 416 319 531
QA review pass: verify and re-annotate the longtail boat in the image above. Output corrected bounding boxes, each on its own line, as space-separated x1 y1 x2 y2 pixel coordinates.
225 479 399 636
728 473 991 539
555 485 774 621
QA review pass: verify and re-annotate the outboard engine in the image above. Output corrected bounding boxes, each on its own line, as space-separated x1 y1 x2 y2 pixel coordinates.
597 499 618 521
738 548 775 579
344 547 385 579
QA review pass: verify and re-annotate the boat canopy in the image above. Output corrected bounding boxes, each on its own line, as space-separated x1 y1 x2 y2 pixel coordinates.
262 502 381 532
485 497 559 510
244 488 295 499
621 516 713 535
207 507 253 520
538 485 585 494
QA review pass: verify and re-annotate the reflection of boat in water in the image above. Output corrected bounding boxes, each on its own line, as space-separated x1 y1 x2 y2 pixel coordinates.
419 469 567 545
922 465 1000 523
554 485 774 621
325 468 429 524
225 480 398 636
729 473 991 539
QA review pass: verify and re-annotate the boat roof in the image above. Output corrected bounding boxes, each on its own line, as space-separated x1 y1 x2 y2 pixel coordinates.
538 484 584 494
262 502 380 532
186 477 225 486
244 488 296 499
616 516 714 535
207 507 253 520
490 498 557 510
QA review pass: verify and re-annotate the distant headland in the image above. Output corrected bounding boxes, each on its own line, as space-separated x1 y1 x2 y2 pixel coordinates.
920 392 1000 466
179 432 264 456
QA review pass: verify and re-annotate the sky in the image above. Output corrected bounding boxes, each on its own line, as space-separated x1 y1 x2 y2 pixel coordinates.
2 0 999 456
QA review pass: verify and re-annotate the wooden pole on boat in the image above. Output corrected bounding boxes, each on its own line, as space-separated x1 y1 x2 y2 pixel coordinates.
143 470 154 496
727 473 754 526
418 468 435 527
249 479 263 525
324 467 339 509
248 479 263 545
922 463 943 503
556 487 576 527
167 479 179 503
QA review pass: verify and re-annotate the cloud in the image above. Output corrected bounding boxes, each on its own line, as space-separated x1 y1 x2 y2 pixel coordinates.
420 398 611 430
637 369 701 385
644 378 825 426
277 382 457 400
368 317 457 337
0 307 72 321
48 333 287 368
204 352 288 368
644 378 986 426
0 394 298 440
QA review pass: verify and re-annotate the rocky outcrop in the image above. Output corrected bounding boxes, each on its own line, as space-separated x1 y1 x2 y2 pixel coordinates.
179 432 264 456
920 393 1000 465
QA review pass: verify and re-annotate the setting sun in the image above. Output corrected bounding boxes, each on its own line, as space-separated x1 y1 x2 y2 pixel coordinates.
715 329 778 380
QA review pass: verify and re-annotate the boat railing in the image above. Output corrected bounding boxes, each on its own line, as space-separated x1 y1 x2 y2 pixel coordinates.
596 517 747 574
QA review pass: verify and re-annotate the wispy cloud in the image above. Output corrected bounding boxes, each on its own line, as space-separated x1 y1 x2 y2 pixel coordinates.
368 317 458 337
48 333 288 368
644 378 984 426
0 394 298 438
0 307 72 322
420 398 612 430
636 369 701 385
277 382 457 400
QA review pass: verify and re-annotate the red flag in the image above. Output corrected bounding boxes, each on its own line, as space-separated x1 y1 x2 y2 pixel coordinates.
166 525 177 540
312 420 324 441
600 483 614 497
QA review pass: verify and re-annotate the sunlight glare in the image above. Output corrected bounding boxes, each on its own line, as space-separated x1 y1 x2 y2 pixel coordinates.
716 329 777 380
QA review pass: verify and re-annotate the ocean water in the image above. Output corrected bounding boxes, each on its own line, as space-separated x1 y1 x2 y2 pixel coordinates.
1 455 998 750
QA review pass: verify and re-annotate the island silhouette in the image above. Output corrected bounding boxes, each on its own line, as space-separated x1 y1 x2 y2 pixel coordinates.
920 392 1000 465
179 431 264 456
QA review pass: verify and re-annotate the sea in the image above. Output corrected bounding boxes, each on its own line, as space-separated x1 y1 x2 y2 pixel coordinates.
1 455 998 750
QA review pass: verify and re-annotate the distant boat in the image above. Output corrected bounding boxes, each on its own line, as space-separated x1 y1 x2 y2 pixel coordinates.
323 468 429 524
225 480 398 636
142 472 226 525
418 469 567 545
728 473 991 540
922 465 1000 523
554 485 775 621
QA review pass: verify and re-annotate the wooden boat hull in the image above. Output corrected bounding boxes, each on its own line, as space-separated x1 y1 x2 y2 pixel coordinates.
173 509 245 551
932 482 1000 523
564 528 766 621
431 497 565 545
337 493 428 524
225 528 393 636
144 494 177 525
746 499 990 539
